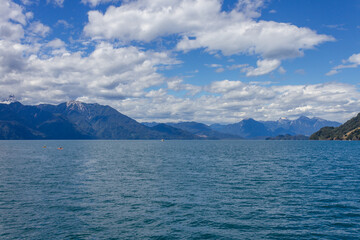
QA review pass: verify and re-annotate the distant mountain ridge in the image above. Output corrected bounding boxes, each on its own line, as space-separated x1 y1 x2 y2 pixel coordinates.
210 116 340 139
0 101 199 140
310 113 360 140
143 116 340 139
143 122 241 139
0 101 341 140
261 116 341 136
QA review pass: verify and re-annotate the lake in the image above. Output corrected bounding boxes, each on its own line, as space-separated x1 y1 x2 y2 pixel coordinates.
0 140 359 239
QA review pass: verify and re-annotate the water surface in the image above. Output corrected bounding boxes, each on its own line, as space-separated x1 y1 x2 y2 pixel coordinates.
0 140 359 239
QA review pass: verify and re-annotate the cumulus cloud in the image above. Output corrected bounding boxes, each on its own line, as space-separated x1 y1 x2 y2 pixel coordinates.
0 0 28 41
46 38 65 48
27 21 50 38
348 53 360 65
167 78 202 95
326 53 360 76
1 41 359 124
117 80 360 124
243 59 281 76
0 40 28 76
84 0 333 76
176 20 332 59
0 41 180 103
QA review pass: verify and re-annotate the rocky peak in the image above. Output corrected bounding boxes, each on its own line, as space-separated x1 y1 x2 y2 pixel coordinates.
66 100 87 112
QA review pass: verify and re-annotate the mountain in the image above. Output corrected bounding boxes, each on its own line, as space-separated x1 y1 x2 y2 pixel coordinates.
262 116 341 136
143 121 241 139
211 118 273 139
37 101 163 139
150 123 201 139
0 101 342 140
211 116 341 139
310 113 360 140
0 101 199 140
166 122 241 139
0 101 88 139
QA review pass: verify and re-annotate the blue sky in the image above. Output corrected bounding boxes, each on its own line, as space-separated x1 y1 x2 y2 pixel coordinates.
1 0 360 123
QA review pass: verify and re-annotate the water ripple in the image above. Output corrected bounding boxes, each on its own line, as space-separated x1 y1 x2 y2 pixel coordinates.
0 140 360 239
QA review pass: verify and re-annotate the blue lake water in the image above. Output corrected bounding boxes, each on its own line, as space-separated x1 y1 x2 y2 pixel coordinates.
0 140 360 239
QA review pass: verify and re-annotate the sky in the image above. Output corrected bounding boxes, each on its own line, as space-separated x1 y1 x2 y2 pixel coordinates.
0 0 359 123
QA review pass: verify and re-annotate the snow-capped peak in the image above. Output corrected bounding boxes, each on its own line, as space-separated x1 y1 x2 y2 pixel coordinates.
0 95 17 104
66 100 86 112
278 117 289 122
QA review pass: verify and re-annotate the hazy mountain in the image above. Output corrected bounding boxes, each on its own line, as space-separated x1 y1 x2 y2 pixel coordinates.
262 116 341 136
310 113 360 140
143 121 241 139
211 118 273 139
211 116 341 139
150 123 200 139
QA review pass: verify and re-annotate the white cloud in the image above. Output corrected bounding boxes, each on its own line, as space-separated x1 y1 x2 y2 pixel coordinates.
227 64 248 70
81 0 120 7
205 63 225 73
324 24 346 31
348 53 360 65
215 68 225 73
0 0 28 41
20 0 33 5
167 78 202 95
205 64 222 68
116 81 360 124
278 66 286 74
85 0 221 41
243 59 281 76
325 69 339 76
46 38 66 49
326 53 360 76
55 20 72 29
0 40 28 77
84 0 333 76
0 41 180 103
46 0 64 7
177 20 332 59
27 21 50 37
1 36 359 123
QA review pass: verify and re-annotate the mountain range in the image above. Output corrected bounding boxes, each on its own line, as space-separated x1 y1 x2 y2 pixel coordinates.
0 100 341 140
209 116 340 139
145 117 340 139
0 101 199 140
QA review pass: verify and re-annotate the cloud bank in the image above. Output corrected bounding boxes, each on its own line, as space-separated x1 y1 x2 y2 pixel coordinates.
85 0 333 75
